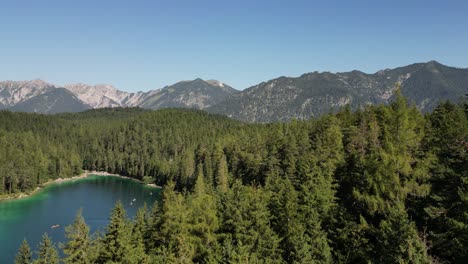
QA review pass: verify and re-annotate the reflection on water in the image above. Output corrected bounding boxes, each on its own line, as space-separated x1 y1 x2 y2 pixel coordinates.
0 175 160 264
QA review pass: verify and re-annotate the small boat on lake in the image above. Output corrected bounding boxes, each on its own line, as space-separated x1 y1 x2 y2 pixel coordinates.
51 224 60 229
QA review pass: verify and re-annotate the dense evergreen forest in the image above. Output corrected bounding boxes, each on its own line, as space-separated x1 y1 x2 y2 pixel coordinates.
1 92 466 263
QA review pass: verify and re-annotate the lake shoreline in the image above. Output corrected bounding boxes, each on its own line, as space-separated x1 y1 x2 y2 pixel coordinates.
0 171 160 202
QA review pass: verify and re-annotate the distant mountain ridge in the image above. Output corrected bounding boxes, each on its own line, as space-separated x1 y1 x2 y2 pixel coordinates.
9 88 90 114
139 78 238 110
0 61 466 120
0 79 55 107
0 78 237 114
63 83 143 108
208 61 468 122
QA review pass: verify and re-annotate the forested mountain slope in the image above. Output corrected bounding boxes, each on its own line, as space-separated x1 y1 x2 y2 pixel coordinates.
139 78 238 110
1 61 466 121
1 94 467 263
208 61 468 122
9 88 90 114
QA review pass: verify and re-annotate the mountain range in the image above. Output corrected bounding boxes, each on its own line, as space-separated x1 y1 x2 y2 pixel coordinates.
0 61 466 122
0 78 237 114
208 61 467 122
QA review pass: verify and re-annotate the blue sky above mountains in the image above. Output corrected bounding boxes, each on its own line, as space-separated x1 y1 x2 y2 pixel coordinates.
1 0 467 91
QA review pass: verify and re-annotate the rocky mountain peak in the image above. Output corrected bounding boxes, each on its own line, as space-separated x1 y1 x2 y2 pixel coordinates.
139 78 238 110
206 79 225 88
0 79 54 88
0 61 464 120
0 79 56 107
208 61 467 122
63 83 131 108
28 79 52 87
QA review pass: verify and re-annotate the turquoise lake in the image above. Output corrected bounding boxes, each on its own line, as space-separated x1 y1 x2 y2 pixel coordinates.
0 175 160 263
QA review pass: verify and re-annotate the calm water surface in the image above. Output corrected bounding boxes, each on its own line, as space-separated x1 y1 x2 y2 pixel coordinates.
0 175 160 263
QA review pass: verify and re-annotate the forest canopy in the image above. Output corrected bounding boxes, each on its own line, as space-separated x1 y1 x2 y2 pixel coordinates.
2 93 467 263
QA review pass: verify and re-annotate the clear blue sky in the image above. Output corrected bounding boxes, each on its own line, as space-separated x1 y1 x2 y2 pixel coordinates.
1 0 467 92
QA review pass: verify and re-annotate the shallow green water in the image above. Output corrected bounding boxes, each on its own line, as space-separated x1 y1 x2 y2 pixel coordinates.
0 175 160 263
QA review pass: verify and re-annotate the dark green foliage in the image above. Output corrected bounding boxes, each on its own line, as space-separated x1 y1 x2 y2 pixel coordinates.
97 201 131 263
126 207 150 263
266 174 315 263
219 181 282 263
61 209 90 264
15 239 32 264
35 233 59 264
157 181 194 263
419 101 468 262
188 166 219 262
8 94 467 263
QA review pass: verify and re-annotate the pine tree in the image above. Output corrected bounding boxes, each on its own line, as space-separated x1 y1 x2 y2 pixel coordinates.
266 174 314 263
346 90 431 262
123 207 150 264
145 202 162 251
62 209 90 264
293 116 345 263
159 181 194 263
188 167 220 262
215 151 229 194
220 180 282 263
35 233 59 264
422 101 468 261
15 239 32 264
375 208 430 264
194 163 206 194
98 201 130 263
